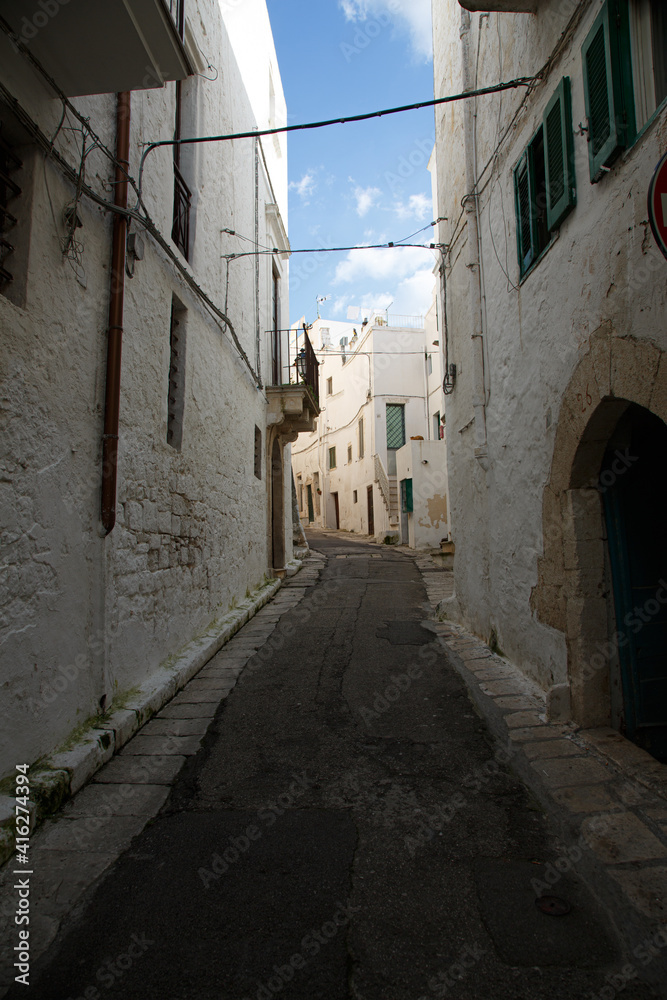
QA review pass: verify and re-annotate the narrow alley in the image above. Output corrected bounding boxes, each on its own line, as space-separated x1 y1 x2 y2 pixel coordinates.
3 533 664 1000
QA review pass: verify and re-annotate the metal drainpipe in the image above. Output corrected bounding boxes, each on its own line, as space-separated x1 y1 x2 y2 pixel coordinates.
460 11 489 470
101 91 131 534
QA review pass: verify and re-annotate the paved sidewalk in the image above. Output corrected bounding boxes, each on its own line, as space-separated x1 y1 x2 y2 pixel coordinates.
0 554 326 995
411 557 667 982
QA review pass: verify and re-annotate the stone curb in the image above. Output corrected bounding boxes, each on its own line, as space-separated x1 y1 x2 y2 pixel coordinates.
0 572 289 867
414 562 667 990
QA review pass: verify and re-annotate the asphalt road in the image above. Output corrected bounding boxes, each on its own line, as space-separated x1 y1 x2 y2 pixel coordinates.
16 532 661 1000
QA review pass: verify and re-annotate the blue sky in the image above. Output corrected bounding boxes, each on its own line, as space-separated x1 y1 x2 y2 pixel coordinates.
267 0 436 327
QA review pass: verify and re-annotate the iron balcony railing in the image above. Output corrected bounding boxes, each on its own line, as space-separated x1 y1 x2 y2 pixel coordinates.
270 326 320 405
172 163 191 260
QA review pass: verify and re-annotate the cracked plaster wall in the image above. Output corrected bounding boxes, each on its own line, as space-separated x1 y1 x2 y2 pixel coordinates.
0 0 290 777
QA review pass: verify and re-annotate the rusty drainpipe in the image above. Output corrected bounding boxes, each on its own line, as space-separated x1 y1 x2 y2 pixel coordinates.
101 92 131 534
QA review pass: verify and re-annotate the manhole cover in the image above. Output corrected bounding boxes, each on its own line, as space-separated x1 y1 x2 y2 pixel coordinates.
536 895 571 916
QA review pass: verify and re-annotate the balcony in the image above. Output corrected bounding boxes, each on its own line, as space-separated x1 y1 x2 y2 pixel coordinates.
458 0 537 10
0 0 194 97
266 327 320 442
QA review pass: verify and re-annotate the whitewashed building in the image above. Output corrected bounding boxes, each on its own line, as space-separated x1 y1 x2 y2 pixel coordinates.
291 307 449 547
0 0 316 779
433 0 667 760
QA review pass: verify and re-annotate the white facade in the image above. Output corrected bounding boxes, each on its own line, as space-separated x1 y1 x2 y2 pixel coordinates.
432 0 667 751
0 0 308 779
292 308 449 547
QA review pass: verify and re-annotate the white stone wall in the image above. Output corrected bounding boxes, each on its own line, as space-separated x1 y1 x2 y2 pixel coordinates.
396 439 449 549
0 0 290 777
292 315 444 540
432 0 667 692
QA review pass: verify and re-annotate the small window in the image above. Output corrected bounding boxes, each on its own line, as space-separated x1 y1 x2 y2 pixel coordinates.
353 490 358 504
327 377 333 396
0 113 33 308
254 426 262 479
358 418 364 459
427 355 433 376
167 297 187 450
581 0 637 182
0 133 21 296
347 444 353 464
329 446 336 469
433 411 441 440
400 478 413 514
629 0 667 127
514 77 575 277
386 404 406 450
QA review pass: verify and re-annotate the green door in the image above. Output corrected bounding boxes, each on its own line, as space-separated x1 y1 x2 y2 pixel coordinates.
307 484 314 523
602 405 667 762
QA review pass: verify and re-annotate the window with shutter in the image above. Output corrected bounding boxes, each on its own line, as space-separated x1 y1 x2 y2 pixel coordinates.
514 152 535 274
514 78 577 278
400 479 413 514
544 77 576 230
582 0 636 183
167 297 187 451
514 131 548 277
386 404 406 450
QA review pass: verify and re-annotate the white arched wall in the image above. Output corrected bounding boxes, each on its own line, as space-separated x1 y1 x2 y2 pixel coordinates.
532 324 667 727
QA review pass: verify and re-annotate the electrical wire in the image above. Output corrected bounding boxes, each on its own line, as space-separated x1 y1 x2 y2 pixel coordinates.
225 242 438 260
135 78 535 198
141 78 535 151
221 219 447 260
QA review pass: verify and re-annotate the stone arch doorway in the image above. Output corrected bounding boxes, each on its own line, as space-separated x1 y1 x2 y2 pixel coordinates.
532 327 667 760
271 436 285 573
600 405 667 760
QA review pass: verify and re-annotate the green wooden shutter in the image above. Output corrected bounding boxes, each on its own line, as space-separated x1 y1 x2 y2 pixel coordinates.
514 151 535 275
544 77 576 230
582 0 635 183
400 478 413 513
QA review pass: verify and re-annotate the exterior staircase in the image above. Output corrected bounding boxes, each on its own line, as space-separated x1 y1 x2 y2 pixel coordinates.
374 454 400 528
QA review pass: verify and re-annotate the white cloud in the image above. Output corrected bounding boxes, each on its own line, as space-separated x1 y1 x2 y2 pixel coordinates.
289 172 316 203
339 0 432 60
333 244 432 285
393 193 432 222
353 185 382 217
395 266 436 316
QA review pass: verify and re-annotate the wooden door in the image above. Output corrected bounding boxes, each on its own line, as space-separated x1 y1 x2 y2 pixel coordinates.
602 406 667 762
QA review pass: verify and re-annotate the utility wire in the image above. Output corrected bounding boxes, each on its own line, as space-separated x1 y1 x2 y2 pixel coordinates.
136 78 535 194
142 78 535 151
224 241 441 261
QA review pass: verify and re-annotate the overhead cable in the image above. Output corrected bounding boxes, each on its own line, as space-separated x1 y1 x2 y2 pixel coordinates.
224 241 442 261
136 79 535 195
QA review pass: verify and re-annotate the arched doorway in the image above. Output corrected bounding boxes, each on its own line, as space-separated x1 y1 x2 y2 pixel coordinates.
271 436 285 572
599 404 667 760
532 328 667 762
